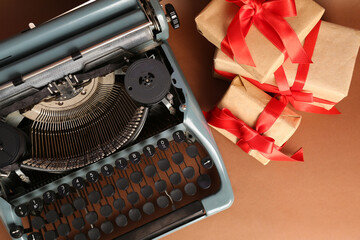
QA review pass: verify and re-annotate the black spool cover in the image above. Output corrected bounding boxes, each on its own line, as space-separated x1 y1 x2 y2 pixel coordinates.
124 58 171 105
0 123 27 168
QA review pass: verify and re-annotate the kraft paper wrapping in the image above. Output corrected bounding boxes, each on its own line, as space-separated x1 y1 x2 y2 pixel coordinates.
214 21 360 110
195 0 324 83
212 76 302 165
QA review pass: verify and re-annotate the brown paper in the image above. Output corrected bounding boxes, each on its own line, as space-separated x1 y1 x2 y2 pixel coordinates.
195 0 324 83
213 76 302 165
214 21 360 110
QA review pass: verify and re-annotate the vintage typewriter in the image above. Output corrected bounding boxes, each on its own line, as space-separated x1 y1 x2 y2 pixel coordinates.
0 0 233 239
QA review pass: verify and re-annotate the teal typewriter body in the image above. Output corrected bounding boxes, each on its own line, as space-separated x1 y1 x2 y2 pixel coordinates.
0 1 233 239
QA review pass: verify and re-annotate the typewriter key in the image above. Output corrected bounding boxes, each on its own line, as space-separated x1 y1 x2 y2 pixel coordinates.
28 232 42 240
101 164 114 177
128 208 142 222
28 198 43 215
85 211 98 225
143 145 155 157
157 196 169 209
170 189 183 202
9 225 24 239
72 217 85 231
31 216 45 230
143 202 155 215
115 214 128 227
129 152 141 164
184 183 197 196
186 145 199 158
45 210 59 223
183 166 195 179
72 177 85 190
144 164 157 178
102 184 115 197
197 174 212 190
88 191 101 204
157 138 169 151
169 172 182 186
158 158 170 172
127 192 140 205
201 156 214 169
86 171 100 183
74 233 87 240
14 204 28 218
58 223 70 237
113 198 125 211
172 152 184 165
57 183 71 197
155 180 167 193
116 178 129 191
44 230 57 240
61 203 74 217
140 185 153 199
115 158 128 170
88 227 101 240
101 221 114 234
130 171 143 184
74 197 86 211
125 58 171 105
100 204 113 218
173 130 186 143
43 190 56 204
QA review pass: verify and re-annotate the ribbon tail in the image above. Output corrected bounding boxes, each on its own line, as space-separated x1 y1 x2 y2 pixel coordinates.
289 99 341 115
260 147 304 162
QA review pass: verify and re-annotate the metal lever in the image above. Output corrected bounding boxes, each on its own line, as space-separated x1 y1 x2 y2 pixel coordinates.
165 4 180 29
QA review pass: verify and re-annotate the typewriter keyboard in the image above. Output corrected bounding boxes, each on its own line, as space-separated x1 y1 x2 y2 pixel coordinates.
11 130 220 240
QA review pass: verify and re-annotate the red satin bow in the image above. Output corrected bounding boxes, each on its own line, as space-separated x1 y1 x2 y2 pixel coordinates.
204 99 304 162
221 0 311 66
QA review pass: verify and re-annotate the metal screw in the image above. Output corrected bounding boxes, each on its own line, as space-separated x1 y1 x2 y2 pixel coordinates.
81 90 87 95
58 101 64 106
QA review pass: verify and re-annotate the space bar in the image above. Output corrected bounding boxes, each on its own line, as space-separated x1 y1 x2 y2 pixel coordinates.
114 201 206 240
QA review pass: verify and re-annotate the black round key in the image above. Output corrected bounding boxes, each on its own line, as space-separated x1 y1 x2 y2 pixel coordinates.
88 227 101 240
157 138 169 151
28 232 43 240
102 184 115 197
101 164 114 177
197 174 211 189
170 189 183 202
143 145 155 157
15 204 28 217
43 190 56 204
186 145 199 158
58 223 70 237
173 130 185 143
100 204 113 218
127 192 139 205
184 182 197 196
72 217 85 230
86 171 100 183
140 185 153 199
169 172 182 186
74 197 86 210
158 158 170 171
171 152 184 165
72 177 85 190
44 230 57 240
61 203 73 217
130 171 143 184
45 210 59 223
57 183 71 197
116 178 129 191
155 180 167 193
101 221 114 234
183 166 195 179
201 156 214 169
9 225 24 238
74 233 87 240
88 191 101 204
144 164 157 178
128 208 141 221
115 214 128 227
129 152 141 164
29 198 43 215
32 216 45 230
86 211 98 225
115 158 128 170
113 198 125 211
142 202 155 215
157 196 169 209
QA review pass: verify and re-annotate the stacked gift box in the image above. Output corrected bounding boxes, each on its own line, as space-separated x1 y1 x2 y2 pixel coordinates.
195 0 360 164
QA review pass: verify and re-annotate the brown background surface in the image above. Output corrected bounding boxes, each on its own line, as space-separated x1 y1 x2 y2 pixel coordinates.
0 0 360 239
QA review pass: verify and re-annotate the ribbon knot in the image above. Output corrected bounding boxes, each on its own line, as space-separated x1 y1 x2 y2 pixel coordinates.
222 0 311 67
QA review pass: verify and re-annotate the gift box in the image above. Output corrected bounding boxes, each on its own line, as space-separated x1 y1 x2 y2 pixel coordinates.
195 0 324 83
205 76 302 165
214 21 360 111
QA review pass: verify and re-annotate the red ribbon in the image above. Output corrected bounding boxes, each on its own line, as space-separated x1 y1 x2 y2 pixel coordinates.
221 0 311 67
216 21 341 115
204 99 304 162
